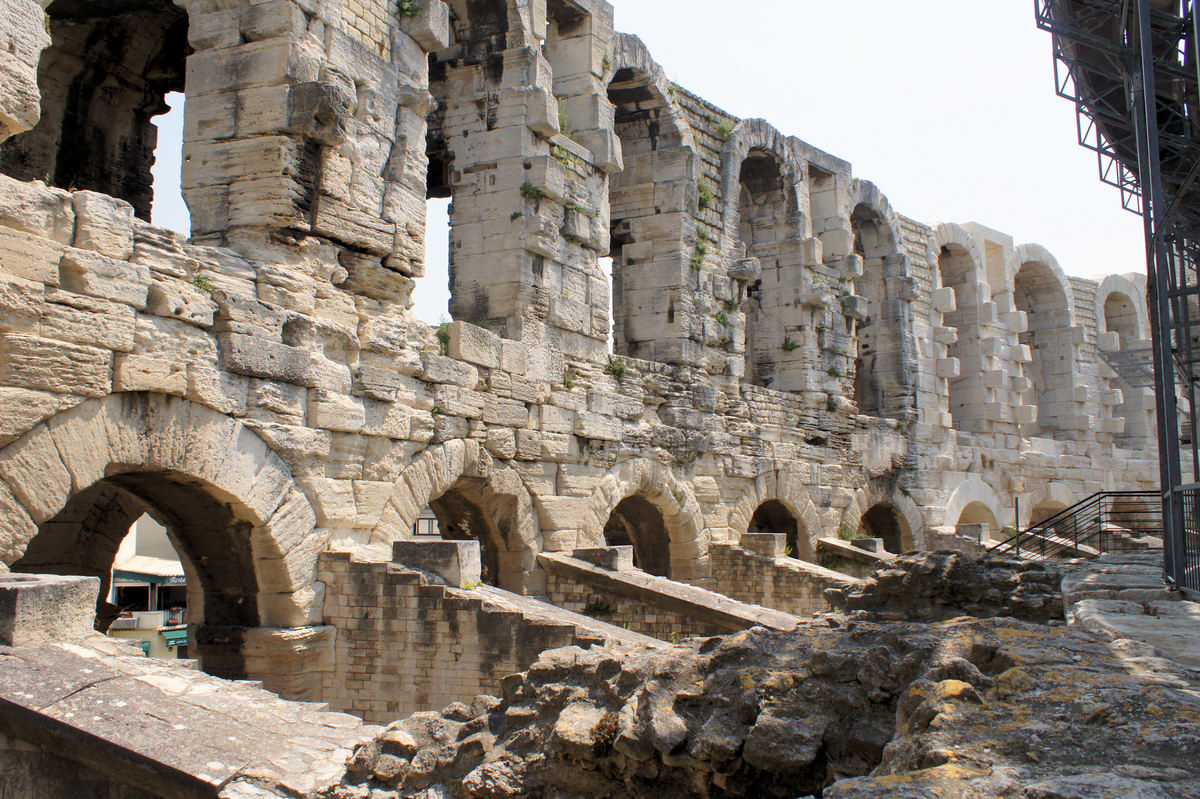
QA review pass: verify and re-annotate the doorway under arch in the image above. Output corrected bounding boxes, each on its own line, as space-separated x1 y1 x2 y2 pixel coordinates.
603 495 671 578
12 470 263 680
858 503 906 554
747 499 810 561
425 475 522 591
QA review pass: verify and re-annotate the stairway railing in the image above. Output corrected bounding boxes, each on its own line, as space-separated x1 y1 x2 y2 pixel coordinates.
988 490 1160 559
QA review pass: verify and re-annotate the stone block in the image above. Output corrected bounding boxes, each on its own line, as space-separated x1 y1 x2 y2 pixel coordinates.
0 176 74 244
483 395 529 427
42 290 136 352
446 321 501 368
0 273 43 334
936 357 960 379
146 281 217 328
931 287 956 313
740 533 786 558
571 546 634 571
392 539 481 588
72 191 134 260
485 426 517 459
0 225 65 285
421 353 479 388
538 496 589 532
58 249 152 308
113 355 189 395
0 333 111 397
308 389 366 433
0 574 98 646
399 0 451 51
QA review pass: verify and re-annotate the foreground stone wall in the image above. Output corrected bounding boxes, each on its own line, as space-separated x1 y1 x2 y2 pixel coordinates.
0 0 1160 704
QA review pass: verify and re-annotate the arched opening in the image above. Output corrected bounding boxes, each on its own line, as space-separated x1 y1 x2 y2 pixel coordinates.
106 512 189 658
748 499 811 560
1014 261 1070 437
938 244 976 429
606 64 686 360
425 476 521 591
956 501 999 541
738 149 790 388
0 0 190 221
1103 290 1141 440
858 503 905 554
603 495 670 577
850 204 902 417
10 471 260 679
1029 499 1067 527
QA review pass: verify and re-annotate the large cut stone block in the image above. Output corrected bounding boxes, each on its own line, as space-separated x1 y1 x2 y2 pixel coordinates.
0 333 112 397
72 192 134 261
0 573 98 646
392 540 481 588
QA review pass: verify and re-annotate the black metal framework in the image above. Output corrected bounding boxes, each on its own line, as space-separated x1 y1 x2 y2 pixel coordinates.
1037 0 1200 595
989 490 1160 558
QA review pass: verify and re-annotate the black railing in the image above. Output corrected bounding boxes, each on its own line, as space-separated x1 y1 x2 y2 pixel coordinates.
1175 484 1200 593
989 491 1160 559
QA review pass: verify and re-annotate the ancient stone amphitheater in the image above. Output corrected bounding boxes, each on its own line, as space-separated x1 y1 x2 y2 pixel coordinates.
0 1 1192 797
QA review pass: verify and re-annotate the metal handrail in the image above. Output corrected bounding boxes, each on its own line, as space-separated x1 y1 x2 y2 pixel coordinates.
988 490 1160 559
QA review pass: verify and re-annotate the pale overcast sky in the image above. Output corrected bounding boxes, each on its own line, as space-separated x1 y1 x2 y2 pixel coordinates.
153 1 1146 326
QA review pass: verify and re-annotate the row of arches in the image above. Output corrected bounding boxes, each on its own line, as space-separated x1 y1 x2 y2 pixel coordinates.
1 395 922 682
935 223 1149 439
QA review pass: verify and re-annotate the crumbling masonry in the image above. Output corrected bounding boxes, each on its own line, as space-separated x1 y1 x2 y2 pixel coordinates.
0 0 1158 713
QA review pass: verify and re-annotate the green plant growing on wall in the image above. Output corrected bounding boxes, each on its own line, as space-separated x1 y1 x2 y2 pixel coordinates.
604 355 626 379
436 321 450 355
690 251 704 271
715 311 729 327
826 396 839 412
192 274 213 293
520 182 541 201
782 336 799 352
564 201 594 217
723 298 738 313
563 370 575 389
510 211 523 222
601 54 612 76
697 183 713 211
696 226 709 242
431 406 445 416
827 366 841 378
463 579 482 590
716 120 733 139
397 0 421 16
837 522 856 541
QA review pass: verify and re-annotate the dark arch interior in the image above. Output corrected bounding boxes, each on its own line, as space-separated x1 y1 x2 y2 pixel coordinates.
0 0 190 221
603 495 670 578
748 499 807 559
851 204 895 416
428 476 518 590
740 150 788 388
858 503 904 554
11 470 260 679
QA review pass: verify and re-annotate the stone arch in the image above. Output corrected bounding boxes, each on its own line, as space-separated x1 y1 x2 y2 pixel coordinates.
1095 274 1148 346
607 33 696 360
578 458 707 581
0 0 190 221
942 478 1006 534
933 223 987 285
841 478 922 554
848 181 911 418
719 119 805 246
1024 481 1076 528
0 393 322 690
372 439 541 592
726 471 821 561
609 33 693 148
1013 244 1076 436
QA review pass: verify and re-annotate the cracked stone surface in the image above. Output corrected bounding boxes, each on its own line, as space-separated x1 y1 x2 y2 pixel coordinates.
0 634 381 798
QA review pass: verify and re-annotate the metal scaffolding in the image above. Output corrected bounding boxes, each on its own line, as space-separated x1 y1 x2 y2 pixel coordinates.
1037 0 1200 595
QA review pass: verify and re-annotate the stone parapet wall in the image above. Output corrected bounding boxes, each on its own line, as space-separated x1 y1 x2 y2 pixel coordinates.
318 551 656 722
708 541 859 617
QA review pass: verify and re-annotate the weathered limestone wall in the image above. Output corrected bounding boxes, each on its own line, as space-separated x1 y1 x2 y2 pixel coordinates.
318 551 657 721
709 536 860 618
0 0 1161 709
